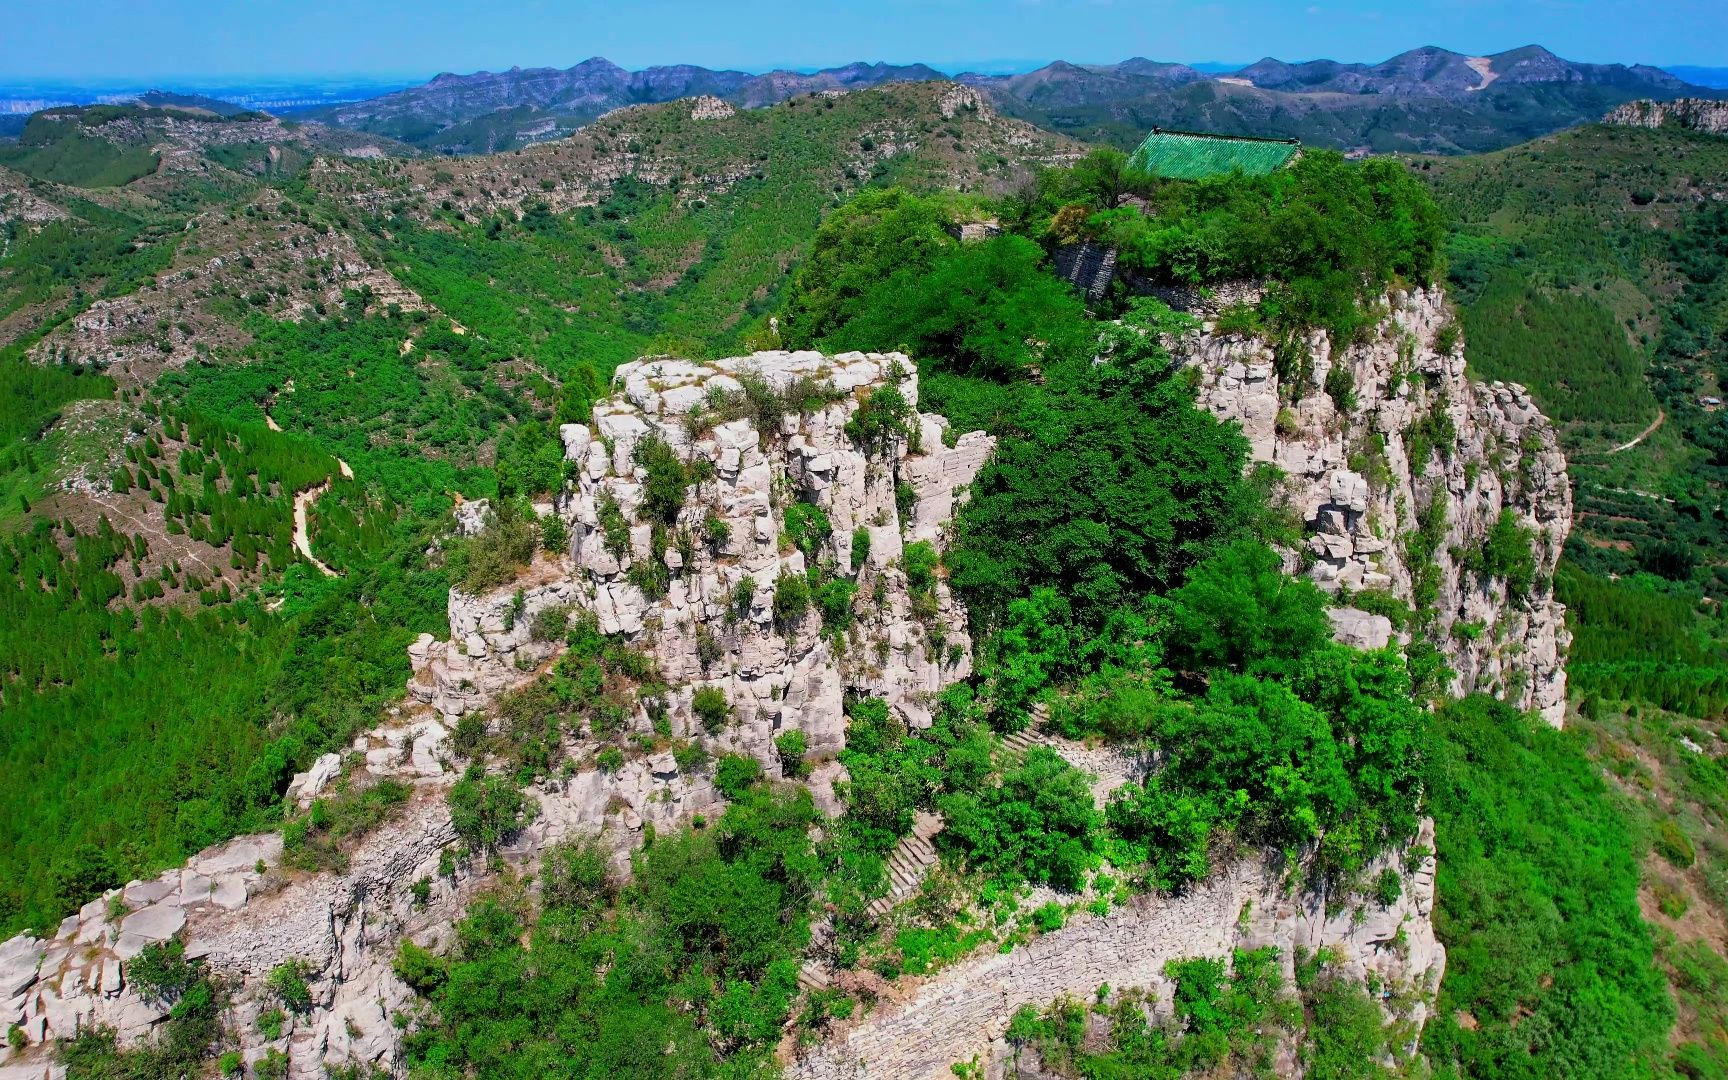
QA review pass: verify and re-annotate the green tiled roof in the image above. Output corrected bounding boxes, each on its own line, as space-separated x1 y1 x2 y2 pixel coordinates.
1129 128 1300 180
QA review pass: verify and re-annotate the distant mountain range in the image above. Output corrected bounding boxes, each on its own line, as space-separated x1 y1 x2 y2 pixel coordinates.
286 45 1717 156
3 46 1716 157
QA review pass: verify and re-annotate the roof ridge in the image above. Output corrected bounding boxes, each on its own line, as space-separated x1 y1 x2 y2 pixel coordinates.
1147 126 1301 146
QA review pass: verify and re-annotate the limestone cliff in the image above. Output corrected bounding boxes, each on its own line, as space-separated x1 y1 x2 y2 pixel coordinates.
0 351 996 1080
1604 97 1728 135
411 350 995 764
1176 286 1572 725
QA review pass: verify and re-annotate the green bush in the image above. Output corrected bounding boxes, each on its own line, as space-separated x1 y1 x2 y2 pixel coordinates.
448 505 539 594
634 437 695 524
715 754 764 800
125 938 200 1007
529 604 569 643
1479 510 1538 598
393 940 447 994
447 767 531 853
692 686 731 733
773 571 810 627
845 383 919 454
783 502 831 557
398 787 817 1076
267 959 314 1013
938 747 1099 891
851 526 872 567
257 1007 285 1039
774 730 809 778
1655 819 1697 869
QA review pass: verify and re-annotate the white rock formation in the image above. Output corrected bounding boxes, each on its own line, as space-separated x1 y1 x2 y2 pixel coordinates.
410 350 997 769
1604 97 1728 134
0 351 996 1079
688 95 737 121
1178 287 1572 725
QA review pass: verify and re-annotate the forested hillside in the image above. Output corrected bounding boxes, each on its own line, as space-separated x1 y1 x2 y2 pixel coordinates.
1420 122 1728 1079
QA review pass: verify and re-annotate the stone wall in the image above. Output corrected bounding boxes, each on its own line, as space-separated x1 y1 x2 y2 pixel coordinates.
788 822 1444 1080
1178 286 1572 724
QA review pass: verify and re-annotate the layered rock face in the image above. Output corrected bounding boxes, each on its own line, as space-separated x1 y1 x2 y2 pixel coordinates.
413 350 995 772
1178 287 1572 724
789 821 1445 1079
565 352 991 739
1605 97 1728 134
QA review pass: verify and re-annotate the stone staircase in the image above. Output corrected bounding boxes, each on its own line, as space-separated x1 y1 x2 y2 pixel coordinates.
865 811 945 919
797 957 830 992
998 704 1148 809
1053 242 1118 304
795 812 945 993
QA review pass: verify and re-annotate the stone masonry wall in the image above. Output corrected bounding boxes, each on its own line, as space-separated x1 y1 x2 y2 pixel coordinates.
789 821 1444 1080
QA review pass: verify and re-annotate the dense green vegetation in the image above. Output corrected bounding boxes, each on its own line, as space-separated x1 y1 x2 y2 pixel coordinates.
400 790 817 1077
1417 129 1728 1079
0 484 447 932
0 128 159 188
1002 946 1413 1079
1423 695 1674 1078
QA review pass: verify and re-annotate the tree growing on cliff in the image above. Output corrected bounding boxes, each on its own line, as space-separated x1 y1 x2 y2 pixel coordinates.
447 766 532 854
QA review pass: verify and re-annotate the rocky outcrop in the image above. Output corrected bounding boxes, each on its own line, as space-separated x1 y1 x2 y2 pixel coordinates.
0 705 735 1080
1176 286 1572 725
561 351 991 751
689 95 736 120
24 187 430 386
1604 98 1728 134
788 822 1444 1080
0 350 996 1078
406 558 578 721
412 349 995 770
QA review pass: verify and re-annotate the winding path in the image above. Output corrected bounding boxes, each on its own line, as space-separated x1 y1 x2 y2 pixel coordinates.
1609 408 1665 454
292 481 338 576
273 409 352 577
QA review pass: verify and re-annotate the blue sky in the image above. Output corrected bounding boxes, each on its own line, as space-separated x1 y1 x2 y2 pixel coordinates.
2 0 1724 81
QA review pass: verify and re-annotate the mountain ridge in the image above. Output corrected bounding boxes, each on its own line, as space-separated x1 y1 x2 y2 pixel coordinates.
293 44 1716 155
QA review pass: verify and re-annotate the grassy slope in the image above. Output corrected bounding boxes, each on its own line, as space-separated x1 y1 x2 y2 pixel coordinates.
1419 123 1728 1079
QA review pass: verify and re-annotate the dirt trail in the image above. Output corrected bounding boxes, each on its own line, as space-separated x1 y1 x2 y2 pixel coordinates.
1610 408 1665 454
293 481 337 577
268 406 352 576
